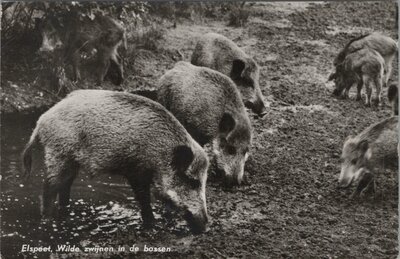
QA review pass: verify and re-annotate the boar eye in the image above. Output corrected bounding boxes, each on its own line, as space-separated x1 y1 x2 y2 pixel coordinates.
226 145 236 155
351 158 358 165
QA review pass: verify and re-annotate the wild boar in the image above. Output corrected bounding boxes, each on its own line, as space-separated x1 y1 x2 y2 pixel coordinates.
388 83 398 116
22 90 209 233
338 116 398 197
330 33 397 88
157 62 252 186
329 48 385 106
37 13 127 85
191 32 266 115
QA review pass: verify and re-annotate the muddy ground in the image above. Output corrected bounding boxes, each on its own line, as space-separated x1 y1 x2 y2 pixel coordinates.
1 1 398 258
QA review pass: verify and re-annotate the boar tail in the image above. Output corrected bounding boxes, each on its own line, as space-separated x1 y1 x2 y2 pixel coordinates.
22 126 40 179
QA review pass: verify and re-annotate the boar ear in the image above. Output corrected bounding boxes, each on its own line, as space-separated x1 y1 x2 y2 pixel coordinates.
328 72 336 82
219 113 236 136
231 59 246 80
172 145 194 172
358 139 369 152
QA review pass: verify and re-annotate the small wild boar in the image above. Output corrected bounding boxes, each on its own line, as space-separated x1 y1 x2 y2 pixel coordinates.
331 33 397 87
37 13 126 85
388 83 398 116
157 62 252 186
191 32 266 115
338 116 398 197
329 48 385 106
22 90 209 233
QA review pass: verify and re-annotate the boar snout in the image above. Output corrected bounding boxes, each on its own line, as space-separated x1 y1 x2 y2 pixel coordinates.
253 99 267 116
184 209 209 234
338 179 352 188
246 98 266 115
332 88 342 97
338 174 353 188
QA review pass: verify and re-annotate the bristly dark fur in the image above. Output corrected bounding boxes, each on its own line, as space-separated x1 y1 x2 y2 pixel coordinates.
336 34 371 65
39 14 125 85
359 116 398 142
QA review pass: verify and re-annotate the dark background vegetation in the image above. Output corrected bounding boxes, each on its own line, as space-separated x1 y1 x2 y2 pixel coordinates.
1 1 250 112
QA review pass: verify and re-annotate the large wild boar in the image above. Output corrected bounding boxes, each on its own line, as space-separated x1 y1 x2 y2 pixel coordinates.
330 33 397 89
37 13 126 85
22 90 209 233
157 62 252 186
338 116 398 197
191 32 266 115
388 83 398 116
329 48 385 106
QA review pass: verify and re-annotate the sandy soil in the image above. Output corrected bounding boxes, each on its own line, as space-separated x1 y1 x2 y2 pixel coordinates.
1 2 398 258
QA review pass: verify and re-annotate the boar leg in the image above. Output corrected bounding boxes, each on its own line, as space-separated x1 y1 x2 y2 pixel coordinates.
70 51 81 82
363 75 372 106
42 176 59 217
105 51 123 86
384 57 394 87
374 76 383 106
127 176 155 228
110 52 123 85
342 87 350 99
58 161 79 207
97 50 111 85
356 80 363 101
42 152 68 217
